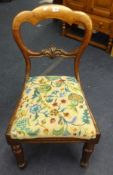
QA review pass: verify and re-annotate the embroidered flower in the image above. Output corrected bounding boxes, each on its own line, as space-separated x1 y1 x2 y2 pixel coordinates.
55 78 65 87
68 93 83 103
58 79 65 83
50 118 56 123
38 78 47 84
39 84 51 92
41 119 46 124
63 112 69 117
59 92 65 97
30 104 41 114
43 128 49 134
61 99 66 103
25 88 31 94
20 110 27 117
52 102 58 106
50 109 59 116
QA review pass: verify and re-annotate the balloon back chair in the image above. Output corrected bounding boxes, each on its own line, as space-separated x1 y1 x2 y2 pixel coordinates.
6 4 100 169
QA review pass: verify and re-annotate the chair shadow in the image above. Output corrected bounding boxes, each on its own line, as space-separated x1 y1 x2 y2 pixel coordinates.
24 142 83 166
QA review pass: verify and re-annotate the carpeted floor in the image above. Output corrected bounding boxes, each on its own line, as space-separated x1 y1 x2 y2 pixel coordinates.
0 0 113 175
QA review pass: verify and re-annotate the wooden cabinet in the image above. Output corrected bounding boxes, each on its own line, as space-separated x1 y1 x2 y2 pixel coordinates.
87 0 113 18
64 0 87 11
62 0 113 54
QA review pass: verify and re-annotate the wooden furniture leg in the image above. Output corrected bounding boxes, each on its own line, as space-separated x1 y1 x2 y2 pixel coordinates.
106 37 113 53
11 144 26 169
80 142 95 168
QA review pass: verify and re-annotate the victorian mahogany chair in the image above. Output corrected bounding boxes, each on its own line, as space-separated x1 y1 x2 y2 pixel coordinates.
6 4 100 168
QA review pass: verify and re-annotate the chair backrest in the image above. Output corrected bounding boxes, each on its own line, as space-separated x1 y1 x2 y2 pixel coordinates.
12 4 92 81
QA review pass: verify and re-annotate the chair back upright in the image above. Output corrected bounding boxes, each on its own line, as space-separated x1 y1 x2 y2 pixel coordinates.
12 4 93 80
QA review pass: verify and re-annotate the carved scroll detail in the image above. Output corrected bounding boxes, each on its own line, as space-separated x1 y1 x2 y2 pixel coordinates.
30 45 78 58
41 46 62 58
41 45 78 58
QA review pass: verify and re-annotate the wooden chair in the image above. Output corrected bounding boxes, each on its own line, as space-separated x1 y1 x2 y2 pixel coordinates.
6 4 100 169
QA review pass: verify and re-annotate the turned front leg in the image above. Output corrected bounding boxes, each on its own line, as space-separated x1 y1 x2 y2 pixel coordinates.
80 142 95 168
11 144 26 169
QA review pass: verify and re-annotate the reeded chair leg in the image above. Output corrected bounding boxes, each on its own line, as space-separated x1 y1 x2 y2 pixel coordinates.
80 142 95 168
11 144 26 169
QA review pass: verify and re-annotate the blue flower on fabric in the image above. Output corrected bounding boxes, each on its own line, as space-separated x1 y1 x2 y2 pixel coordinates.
30 104 41 114
66 76 77 83
67 116 77 124
28 77 37 83
16 118 28 130
25 88 31 94
60 92 65 97
63 116 77 124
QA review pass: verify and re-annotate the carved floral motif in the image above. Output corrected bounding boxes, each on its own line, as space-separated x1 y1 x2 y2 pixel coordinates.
40 45 77 58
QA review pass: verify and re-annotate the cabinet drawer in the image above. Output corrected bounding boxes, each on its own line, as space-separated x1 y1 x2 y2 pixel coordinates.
90 15 112 35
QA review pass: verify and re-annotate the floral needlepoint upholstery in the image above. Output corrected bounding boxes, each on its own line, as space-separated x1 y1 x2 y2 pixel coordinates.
10 76 96 139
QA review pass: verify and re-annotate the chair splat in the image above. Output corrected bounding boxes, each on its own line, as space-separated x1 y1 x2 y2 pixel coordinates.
29 45 78 59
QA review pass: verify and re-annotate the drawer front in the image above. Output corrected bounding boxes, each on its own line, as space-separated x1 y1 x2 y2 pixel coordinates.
64 0 87 11
90 15 112 35
87 0 113 19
